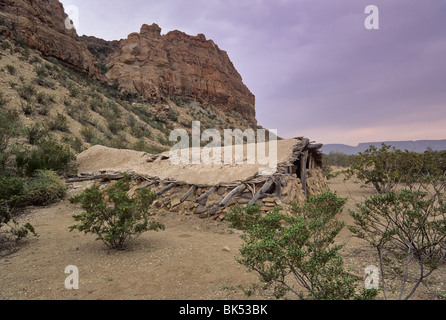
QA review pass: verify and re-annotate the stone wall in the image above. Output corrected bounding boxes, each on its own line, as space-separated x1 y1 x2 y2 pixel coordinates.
126 169 329 221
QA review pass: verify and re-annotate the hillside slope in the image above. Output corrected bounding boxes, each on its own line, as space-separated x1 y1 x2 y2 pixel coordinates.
0 39 258 158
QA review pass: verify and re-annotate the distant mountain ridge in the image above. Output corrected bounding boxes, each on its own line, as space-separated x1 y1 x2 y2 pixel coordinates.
322 140 446 155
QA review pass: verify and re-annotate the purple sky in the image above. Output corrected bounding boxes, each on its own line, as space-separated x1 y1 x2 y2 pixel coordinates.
60 0 446 145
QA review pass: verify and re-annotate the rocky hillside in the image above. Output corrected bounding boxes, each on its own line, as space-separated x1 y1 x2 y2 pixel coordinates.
0 0 256 126
0 0 98 78
0 39 257 157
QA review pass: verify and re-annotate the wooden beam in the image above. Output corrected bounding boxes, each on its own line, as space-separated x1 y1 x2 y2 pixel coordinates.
300 150 308 196
136 180 157 190
180 186 197 203
305 143 323 151
156 183 176 196
249 180 274 205
65 174 124 183
219 184 246 207
195 186 218 203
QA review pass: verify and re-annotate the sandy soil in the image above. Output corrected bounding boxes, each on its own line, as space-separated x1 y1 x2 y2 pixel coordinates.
1 170 446 300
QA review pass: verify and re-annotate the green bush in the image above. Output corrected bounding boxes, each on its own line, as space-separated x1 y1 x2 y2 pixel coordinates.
1 200 36 245
0 175 25 206
21 170 66 206
6 64 16 75
346 144 446 193
69 175 165 250
0 170 66 208
15 140 77 177
349 188 446 300
0 107 21 173
226 191 377 300
47 112 70 132
17 84 37 101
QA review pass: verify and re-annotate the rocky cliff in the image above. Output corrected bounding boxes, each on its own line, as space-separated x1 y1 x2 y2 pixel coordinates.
0 1 256 123
106 24 256 123
0 0 98 77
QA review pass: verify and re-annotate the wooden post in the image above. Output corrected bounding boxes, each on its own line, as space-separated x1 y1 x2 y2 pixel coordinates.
136 180 157 190
180 186 196 203
156 183 176 196
219 184 246 207
195 186 217 203
65 174 124 183
300 150 308 196
249 180 274 205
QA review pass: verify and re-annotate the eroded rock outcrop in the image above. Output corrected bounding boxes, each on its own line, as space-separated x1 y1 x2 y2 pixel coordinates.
0 0 98 77
106 24 256 123
0 1 256 123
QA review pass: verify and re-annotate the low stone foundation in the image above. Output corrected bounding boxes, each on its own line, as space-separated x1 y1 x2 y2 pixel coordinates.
124 168 329 221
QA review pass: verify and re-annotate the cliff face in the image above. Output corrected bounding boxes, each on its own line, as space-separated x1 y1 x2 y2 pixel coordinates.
0 1 256 123
0 0 98 77
106 24 256 123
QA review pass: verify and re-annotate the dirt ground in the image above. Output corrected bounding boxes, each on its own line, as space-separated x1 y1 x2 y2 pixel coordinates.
1 170 446 300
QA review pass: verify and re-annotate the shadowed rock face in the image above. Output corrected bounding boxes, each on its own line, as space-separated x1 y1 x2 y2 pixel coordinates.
106 24 256 123
0 0 98 77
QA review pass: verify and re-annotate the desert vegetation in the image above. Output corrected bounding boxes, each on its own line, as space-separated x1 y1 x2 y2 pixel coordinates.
0 37 256 251
1 37 446 300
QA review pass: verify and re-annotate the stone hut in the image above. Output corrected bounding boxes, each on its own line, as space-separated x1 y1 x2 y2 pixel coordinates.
71 137 328 220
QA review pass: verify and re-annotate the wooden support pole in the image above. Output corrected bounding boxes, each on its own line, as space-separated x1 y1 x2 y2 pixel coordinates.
249 180 274 205
136 180 157 190
300 150 308 196
66 174 124 183
195 186 217 203
180 186 197 203
156 183 176 196
219 184 246 207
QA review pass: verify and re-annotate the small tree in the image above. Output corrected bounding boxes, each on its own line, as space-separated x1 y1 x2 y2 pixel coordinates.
69 175 165 250
349 187 446 300
345 144 403 194
1 200 36 250
346 144 446 194
227 191 377 300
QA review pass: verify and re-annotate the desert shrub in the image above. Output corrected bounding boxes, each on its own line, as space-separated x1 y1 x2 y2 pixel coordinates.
226 191 377 300
47 112 70 132
68 86 80 98
0 91 8 108
0 107 22 173
107 119 125 134
89 96 103 112
15 140 77 177
0 175 25 207
323 152 356 168
1 200 36 247
21 170 66 206
0 170 66 207
36 92 56 106
62 136 85 154
69 175 165 250
346 144 446 194
80 126 97 143
33 75 56 89
17 84 37 101
6 64 16 75
20 101 35 115
349 188 446 300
